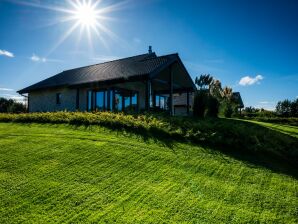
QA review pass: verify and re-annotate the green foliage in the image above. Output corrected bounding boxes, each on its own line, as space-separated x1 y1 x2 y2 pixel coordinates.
193 90 207 117
0 97 26 113
0 123 297 223
242 107 277 118
276 98 298 117
193 91 220 118
205 95 219 117
194 74 243 118
195 74 213 90
222 101 233 118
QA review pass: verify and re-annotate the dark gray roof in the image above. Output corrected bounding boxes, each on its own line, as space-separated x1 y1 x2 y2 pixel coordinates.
18 52 188 93
232 92 244 108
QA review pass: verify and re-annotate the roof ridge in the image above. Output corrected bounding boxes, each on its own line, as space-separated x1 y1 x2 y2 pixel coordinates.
139 53 178 62
63 53 157 72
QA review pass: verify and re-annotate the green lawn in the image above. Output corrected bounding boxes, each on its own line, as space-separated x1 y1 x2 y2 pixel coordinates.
0 122 297 223
244 119 298 138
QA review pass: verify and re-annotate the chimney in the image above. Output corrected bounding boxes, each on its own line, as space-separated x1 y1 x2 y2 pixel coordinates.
148 46 152 54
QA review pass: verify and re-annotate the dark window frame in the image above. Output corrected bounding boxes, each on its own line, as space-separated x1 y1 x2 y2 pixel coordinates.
56 93 61 105
87 88 139 112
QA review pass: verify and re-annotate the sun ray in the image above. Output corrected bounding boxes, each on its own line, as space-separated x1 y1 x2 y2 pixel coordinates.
47 21 81 56
9 0 131 55
8 0 75 14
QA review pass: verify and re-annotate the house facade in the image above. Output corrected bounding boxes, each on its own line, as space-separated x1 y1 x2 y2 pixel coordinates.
18 48 196 115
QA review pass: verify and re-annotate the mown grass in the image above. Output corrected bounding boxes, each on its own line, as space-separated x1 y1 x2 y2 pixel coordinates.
244 119 298 138
0 123 297 223
243 117 298 126
0 112 297 174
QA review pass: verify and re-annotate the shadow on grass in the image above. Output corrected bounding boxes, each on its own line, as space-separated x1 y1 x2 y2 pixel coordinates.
1 115 297 179
67 117 298 179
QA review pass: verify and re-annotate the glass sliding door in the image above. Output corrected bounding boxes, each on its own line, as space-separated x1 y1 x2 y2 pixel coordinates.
114 91 122 111
95 91 105 111
87 90 92 111
124 96 130 111
87 88 138 112
155 95 167 110
131 93 138 111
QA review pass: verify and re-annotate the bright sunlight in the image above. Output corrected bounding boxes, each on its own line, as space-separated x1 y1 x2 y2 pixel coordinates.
72 1 99 27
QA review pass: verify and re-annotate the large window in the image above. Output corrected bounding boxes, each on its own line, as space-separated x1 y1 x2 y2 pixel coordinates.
56 93 61 105
87 89 138 112
87 91 92 111
131 93 138 111
96 91 104 111
155 95 167 110
114 91 122 111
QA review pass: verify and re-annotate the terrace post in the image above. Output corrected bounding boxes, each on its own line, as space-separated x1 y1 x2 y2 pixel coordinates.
76 88 80 110
169 64 174 116
107 89 110 111
152 90 156 108
145 78 151 111
112 89 115 111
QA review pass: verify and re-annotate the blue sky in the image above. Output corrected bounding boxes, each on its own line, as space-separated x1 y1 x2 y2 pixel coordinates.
0 0 297 109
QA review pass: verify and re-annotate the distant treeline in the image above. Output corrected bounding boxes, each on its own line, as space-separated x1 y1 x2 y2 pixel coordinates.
243 98 298 118
0 97 27 113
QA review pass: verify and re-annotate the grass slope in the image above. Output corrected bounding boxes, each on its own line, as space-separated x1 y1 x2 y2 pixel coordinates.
0 123 297 223
244 119 298 138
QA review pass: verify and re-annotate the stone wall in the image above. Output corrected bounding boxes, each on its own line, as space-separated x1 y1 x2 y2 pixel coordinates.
28 81 147 112
29 87 77 112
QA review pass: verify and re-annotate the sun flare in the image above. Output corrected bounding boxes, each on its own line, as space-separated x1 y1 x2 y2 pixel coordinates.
73 2 98 27
11 0 126 53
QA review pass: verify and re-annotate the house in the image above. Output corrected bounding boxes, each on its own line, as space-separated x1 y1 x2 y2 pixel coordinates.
18 47 196 115
232 92 244 114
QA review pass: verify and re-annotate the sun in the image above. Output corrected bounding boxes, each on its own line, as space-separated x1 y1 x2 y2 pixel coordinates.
73 1 98 27
11 0 126 53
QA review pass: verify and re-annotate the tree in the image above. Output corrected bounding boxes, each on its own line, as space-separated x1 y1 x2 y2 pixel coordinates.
0 97 26 113
276 99 292 117
195 74 213 90
194 74 214 117
290 99 298 117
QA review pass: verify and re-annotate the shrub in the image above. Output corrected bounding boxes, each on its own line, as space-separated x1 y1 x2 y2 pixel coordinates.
193 90 207 118
223 102 233 118
193 91 219 118
205 95 219 117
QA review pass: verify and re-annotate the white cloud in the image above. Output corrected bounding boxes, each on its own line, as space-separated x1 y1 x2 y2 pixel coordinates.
259 101 270 104
31 53 47 62
30 53 61 63
0 93 25 103
239 75 263 86
0 87 14 91
0 49 14 58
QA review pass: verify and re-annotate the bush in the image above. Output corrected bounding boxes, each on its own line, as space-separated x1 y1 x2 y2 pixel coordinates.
193 91 219 118
223 102 233 118
205 95 219 117
193 90 207 117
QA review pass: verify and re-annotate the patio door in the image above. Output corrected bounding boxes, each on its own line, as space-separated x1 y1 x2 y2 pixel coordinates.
95 91 105 111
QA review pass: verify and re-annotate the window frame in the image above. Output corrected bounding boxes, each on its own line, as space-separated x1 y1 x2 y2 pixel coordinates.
56 93 61 105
